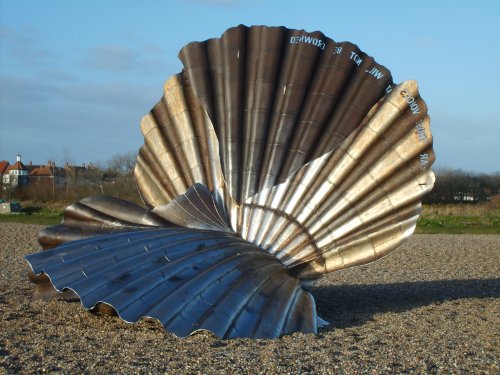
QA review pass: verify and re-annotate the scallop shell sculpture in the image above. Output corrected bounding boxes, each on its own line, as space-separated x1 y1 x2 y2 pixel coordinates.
25 25 435 339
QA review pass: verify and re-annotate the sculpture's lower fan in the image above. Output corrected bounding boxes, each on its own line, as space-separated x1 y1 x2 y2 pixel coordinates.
26 25 435 339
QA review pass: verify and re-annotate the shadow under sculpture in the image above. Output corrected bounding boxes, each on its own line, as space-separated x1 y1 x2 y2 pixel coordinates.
25 25 435 339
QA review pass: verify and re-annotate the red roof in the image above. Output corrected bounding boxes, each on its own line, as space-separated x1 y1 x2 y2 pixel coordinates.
29 166 54 177
0 161 9 175
5 161 28 172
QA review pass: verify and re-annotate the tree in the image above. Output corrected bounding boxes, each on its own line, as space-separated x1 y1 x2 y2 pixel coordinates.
423 168 500 204
106 152 136 176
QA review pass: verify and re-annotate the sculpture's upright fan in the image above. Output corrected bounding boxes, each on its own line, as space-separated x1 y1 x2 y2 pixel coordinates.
26 25 435 339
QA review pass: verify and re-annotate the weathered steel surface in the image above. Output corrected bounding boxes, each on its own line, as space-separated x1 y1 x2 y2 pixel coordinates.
25 25 434 339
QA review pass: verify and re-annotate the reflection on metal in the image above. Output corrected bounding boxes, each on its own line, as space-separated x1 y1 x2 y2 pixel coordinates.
25 25 435 339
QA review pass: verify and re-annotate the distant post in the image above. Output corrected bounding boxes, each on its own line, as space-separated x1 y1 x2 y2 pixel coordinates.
52 162 55 200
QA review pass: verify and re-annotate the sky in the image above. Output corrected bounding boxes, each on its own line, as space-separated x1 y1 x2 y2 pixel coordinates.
0 0 499 173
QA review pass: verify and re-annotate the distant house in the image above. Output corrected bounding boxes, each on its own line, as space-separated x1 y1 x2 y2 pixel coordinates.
1 155 29 189
453 192 480 202
0 155 91 195
28 161 66 187
62 162 95 186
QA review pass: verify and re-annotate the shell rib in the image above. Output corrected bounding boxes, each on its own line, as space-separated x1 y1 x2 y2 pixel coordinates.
241 80 435 277
25 25 435 339
136 25 395 231
26 227 317 339
179 26 394 204
135 74 226 207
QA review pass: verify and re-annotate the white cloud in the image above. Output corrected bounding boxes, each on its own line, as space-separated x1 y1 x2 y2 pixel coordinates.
80 44 168 76
0 25 53 64
84 45 138 71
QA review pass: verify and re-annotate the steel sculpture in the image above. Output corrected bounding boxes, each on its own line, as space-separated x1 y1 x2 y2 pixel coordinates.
26 25 435 339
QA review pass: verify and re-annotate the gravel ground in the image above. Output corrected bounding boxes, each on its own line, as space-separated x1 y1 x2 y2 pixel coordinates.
1 223 498 374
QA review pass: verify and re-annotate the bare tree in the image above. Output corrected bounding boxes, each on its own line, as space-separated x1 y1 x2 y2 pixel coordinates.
106 152 136 176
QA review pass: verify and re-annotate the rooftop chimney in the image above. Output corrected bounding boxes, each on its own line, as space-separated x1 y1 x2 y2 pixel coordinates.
16 154 21 162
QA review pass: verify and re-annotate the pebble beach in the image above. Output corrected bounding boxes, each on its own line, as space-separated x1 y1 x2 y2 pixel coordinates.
1 223 498 373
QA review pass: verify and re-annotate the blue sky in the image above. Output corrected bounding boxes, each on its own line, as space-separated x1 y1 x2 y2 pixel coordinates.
0 0 498 172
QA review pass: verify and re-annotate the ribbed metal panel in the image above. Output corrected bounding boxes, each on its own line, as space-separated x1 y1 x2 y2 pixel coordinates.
26 228 316 339
238 80 435 277
179 25 393 209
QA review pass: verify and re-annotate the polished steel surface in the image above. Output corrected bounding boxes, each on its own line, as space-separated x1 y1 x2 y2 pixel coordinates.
240 80 435 278
27 226 316 339
25 25 435 339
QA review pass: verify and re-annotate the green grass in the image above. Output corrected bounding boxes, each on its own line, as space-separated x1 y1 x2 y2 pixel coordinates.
1 205 499 234
0 206 63 225
416 213 500 234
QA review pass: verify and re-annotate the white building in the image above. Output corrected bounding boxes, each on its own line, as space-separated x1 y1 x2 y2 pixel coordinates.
1 154 29 189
